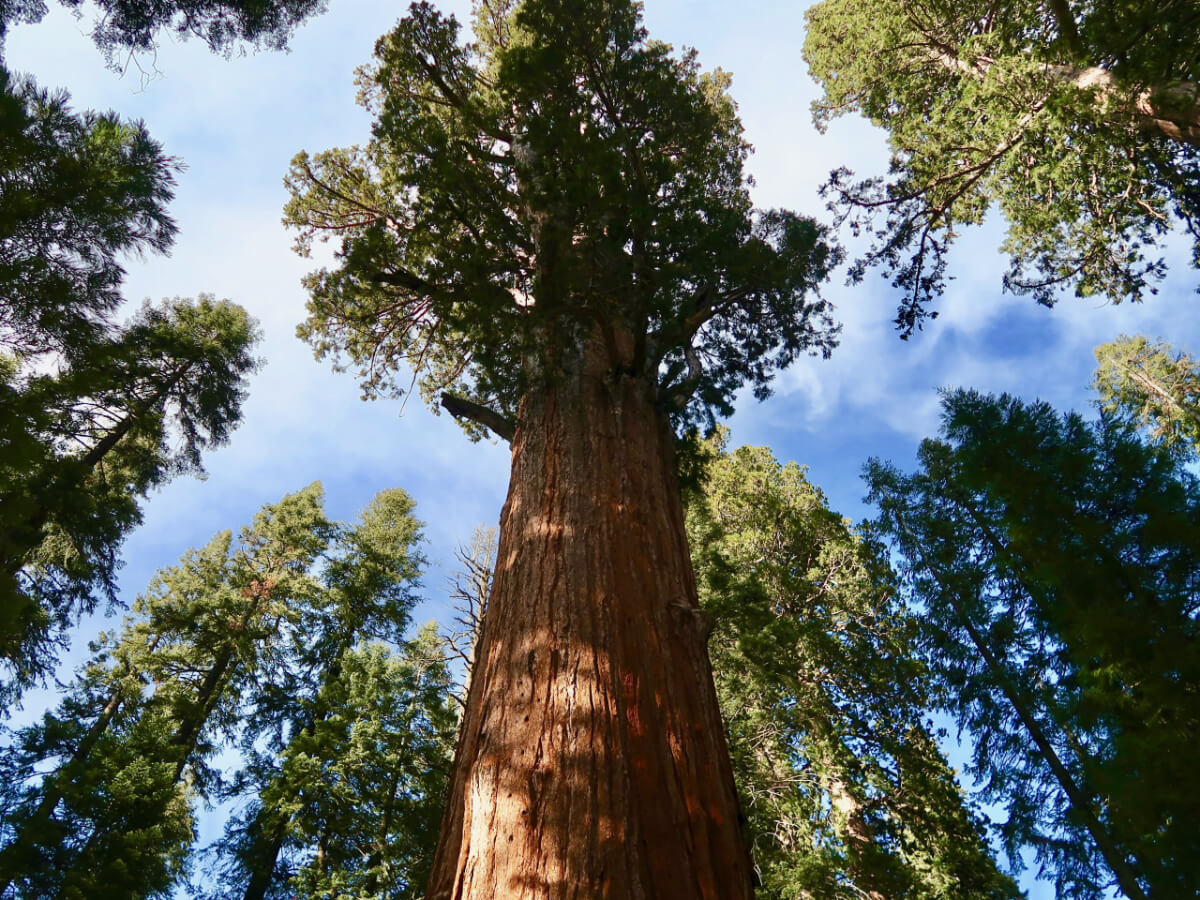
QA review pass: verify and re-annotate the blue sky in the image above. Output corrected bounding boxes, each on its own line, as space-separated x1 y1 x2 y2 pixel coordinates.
6 1 1198 895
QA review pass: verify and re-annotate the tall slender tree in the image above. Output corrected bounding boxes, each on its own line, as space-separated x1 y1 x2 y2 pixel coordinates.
803 0 1200 334
213 632 457 900
686 437 1019 900
866 390 1200 899
285 0 838 894
209 487 432 900
0 484 331 899
0 68 261 697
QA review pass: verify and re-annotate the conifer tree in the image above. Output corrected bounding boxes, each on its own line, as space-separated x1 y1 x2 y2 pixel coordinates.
686 437 1019 900
0 484 332 899
208 488 437 900
803 0 1200 334
1094 334 1200 456
285 1 838 894
865 390 1200 900
214 632 456 900
0 0 326 61
0 66 261 697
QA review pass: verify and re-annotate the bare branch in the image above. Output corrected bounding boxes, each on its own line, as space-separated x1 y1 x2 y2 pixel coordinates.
439 392 516 443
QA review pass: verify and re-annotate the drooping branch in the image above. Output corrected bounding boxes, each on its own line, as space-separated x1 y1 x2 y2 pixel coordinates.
439 392 515 443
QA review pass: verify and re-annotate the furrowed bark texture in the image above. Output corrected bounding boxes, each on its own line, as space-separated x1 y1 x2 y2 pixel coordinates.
426 345 753 899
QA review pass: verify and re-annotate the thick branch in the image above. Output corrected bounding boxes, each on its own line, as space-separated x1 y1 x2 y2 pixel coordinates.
920 47 1200 147
439 392 515 443
1047 0 1086 64
657 343 703 410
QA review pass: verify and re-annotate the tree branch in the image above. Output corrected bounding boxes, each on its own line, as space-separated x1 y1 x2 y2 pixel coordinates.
1047 0 1086 64
657 343 703 410
439 392 515 443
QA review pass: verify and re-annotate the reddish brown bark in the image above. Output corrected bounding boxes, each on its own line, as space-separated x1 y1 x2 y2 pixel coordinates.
426 339 753 899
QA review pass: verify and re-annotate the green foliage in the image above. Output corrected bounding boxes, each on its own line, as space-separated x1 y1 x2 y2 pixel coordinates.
0 483 440 899
197 490 454 900
804 0 1200 335
0 0 326 61
0 484 337 899
0 293 260 700
0 68 176 357
286 0 838 436
1094 334 1200 455
256 633 455 900
866 390 1200 899
0 66 260 697
686 435 1019 900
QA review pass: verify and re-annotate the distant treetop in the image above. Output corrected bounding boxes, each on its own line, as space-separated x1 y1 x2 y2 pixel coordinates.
0 0 328 62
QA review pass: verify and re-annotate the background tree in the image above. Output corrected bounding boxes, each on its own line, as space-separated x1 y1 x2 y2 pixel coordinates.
211 633 456 900
0 292 260 699
865 390 1200 900
0 483 332 899
441 525 496 708
686 436 1019 900
803 0 1200 335
284 0 838 894
0 0 328 63
0 70 261 697
1094 334 1200 455
206 487 436 900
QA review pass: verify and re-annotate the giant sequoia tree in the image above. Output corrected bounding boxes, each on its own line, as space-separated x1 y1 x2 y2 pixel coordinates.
285 0 838 895
803 0 1200 334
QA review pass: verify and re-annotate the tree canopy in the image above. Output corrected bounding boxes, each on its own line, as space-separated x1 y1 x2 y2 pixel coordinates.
686 436 1019 900
0 70 261 697
286 0 839 437
866 389 1200 899
0 0 327 62
1094 334 1200 456
0 482 448 900
804 0 1200 335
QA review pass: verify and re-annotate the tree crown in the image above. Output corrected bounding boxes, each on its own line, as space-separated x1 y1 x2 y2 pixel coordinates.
287 0 838 436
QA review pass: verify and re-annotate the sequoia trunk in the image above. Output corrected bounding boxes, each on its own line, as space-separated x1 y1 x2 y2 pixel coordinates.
426 348 753 899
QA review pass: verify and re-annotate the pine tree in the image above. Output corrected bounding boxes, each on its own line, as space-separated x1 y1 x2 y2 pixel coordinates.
208 487 436 900
803 0 1200 334
223 633 457 900
865 390 1200 900
285 1 838 894
686 436 1020 900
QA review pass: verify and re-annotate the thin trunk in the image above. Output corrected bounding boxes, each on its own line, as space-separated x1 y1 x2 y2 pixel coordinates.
903 527 1149 900
170 643 236 783
241 640 355 900
426 337 753 899
0 634 162 894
